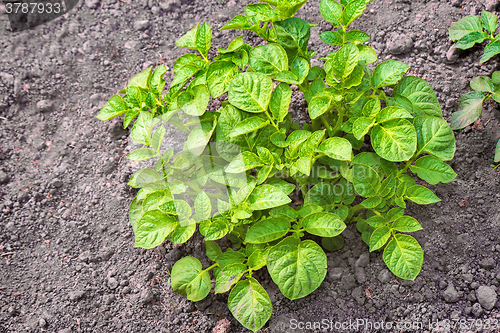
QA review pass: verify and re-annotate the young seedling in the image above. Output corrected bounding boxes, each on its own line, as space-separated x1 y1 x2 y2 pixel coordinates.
448 10 500 166
98 0 457 331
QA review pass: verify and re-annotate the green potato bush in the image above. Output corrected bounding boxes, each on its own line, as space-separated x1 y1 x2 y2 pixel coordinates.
448 10 500 165
98 0 457 331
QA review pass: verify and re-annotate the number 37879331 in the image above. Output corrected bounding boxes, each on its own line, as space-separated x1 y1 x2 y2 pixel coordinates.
5 1 66 14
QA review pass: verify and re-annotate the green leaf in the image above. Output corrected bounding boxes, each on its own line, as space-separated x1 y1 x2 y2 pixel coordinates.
342 0 367 27
230 117 269 138
266 179 296 195
392 216 423 232
369 226 391 252
293 156 312 176
275 0 308 17
353 117 375 140
360 196 383 208
176 24 200 50
249 44 288 76
195 22 212 56
353 164 381 197
130 111 154 145
319 0 343 27
152 125 166 152
186 120 216 156
123 109 141 128
219 37 245 54
481 10 498 34
247 248 269 270
173 54 204 73
371 119 417 162
257 146 274 165
275 71 300 85
160 200 192 220
320 31 343 46
448 15 482 41
245 3 280 23
328 43 359 79
274 18 311 59
168 222 196 244
127 66 152 90
206 240 222 261
96 95 130 121
248 184 292 210
309 93 333 119
228 72 273 113
245 218 291 243
372 60 410 88
357 44 377 65
409 156 457 185
316 137 352 161
270 82 292 123
345 30 370 44
375 106 413 123
170 64 199 88
220 15 252 31
366 215 387 228
129 197 144 233
228 278 272 333
214 263 246 294
451 91 485 130
178 84 210 116
267 237 327 300
414 116 456 161
207 61 240 98
171 256 211 302
303 212 346 237
126 86 143 107
495 139 500 163
455 31 488 49
225 151 263 173
128 168 163 188
291 57 310 84
480 40 500 63
383 234 423 280
135 210 177 249
321 235 345 252
203 218 229 241
470 76 495 93
149 64 167 97
126 148 156 161
362 98 381 117
404 185 440 204
195 191 212 221
492 71 500 85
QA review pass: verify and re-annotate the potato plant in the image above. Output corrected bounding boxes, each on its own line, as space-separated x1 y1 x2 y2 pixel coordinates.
448 10 500 165
97 0 457 331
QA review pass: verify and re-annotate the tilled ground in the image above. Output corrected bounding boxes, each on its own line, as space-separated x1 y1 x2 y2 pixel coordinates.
0 0 500 332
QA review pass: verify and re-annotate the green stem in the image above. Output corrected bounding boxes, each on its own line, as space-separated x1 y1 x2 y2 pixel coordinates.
320 116 333 136
397 155 418 176
312 118 322 131
351 204 364 214
331 105 346 136
264 109 280 131
202 263 219 273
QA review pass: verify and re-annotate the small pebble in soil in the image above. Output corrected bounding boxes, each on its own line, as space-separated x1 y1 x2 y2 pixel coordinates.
476 285 497 310
37 100 54 112
443 283 459 303
479 258 496 270
386 32 413 55
377 269 392 283
472 302 483 317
